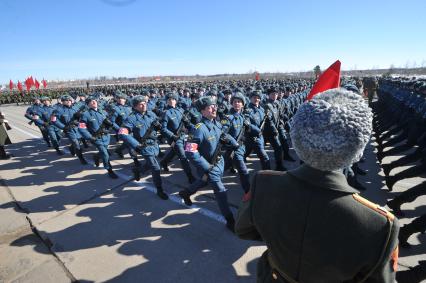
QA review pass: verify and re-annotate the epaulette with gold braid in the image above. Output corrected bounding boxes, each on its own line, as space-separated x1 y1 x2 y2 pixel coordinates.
353 194 395 221
195 123 202 129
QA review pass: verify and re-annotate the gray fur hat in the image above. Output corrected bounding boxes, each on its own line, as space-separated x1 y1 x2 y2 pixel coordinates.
290 88 372 171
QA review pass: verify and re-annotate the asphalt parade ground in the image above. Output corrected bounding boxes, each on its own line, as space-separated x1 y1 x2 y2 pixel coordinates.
0 104 425 282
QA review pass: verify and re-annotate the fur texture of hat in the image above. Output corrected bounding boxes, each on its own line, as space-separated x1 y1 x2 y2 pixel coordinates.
290 88 372 171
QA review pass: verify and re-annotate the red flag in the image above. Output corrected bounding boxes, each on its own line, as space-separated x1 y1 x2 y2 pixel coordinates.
255 72 260 81
25 78 32 91
29 76 35 87
42 79 47 89
9 80 14 90
35 79 40 89
307 60 341 100
17 81 23 92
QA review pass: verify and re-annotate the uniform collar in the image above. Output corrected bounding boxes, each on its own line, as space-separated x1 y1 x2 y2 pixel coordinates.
249 102 260 109
287 164 359 194
230 108 242 116
202 117 218 131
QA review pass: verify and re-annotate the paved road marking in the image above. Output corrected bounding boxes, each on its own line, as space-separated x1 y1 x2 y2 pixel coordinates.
8 122 229 225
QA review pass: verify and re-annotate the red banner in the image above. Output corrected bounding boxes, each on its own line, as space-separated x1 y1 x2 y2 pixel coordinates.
42 79 47 89
9 80 14 90
17 81 23 92
35 79 40 89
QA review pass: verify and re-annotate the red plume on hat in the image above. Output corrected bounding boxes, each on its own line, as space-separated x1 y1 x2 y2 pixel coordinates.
307 60 341 100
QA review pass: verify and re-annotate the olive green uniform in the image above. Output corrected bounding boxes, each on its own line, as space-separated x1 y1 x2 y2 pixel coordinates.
0 115 11 146
236 165 399 283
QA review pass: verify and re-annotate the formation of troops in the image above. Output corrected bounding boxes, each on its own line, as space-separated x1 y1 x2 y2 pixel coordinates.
372 76 426 282
1 75 426 282
19 79 312 231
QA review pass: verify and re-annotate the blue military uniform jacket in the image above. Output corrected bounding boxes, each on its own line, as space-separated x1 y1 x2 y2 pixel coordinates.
221 109 255 157
34 105 60 130
185 117 237 173
118 110 160 156
246 103 265 138
52 105 82 139
147 97 158 112
185 117 224 173
78 108 110 145
25 104 43 121
262 99 280 135
178 96 192 110
188 106 202 125
161 106 185 142
110 103 132 131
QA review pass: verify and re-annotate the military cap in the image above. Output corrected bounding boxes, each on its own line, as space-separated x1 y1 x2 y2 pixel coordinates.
40 96 51 101
191 92 201 100
61 95 73 101
166 92 179 101
290 88 372 171
140 90 149 96
78 92 87 97
115 92 127 99
85 96 97 104
69 92 78 100
231 92 246 105
267 87 278 95
206 90 218 97
250 90 262 98
195 96 216 111
342 84 361 95
223 89 232 95
132 95 148 107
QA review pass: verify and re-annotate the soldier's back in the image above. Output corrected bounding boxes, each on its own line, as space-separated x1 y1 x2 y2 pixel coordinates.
250 166 399 283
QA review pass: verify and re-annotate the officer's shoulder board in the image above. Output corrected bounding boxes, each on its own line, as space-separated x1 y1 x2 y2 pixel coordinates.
352 194 395 221
195 123 202 129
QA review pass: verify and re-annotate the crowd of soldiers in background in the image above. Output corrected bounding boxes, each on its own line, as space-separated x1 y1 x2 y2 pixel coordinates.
1 75 426 280
372 76 426 282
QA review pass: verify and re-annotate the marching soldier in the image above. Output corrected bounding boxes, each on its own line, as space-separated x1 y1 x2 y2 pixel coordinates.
118 95 168 200
160 92 195 184
262 87 286 171
51 95 88 164
222 92 254 193
25 97 51 147
78 97 117 179
244 90 271 170
178 88 192 111
34 97 63 155
110 92 132 159
179 96 239 232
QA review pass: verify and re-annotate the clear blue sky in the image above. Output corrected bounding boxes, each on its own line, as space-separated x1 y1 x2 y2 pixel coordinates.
1 0 425 84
